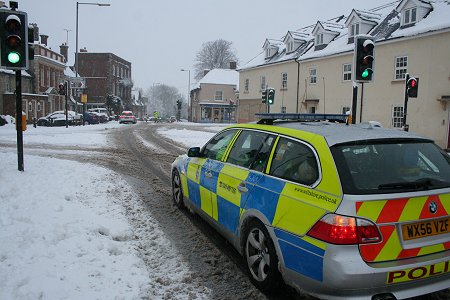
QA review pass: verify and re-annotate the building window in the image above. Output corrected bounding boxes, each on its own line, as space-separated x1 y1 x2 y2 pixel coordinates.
281 106 286 113
392 106 404 128
395 56 408 80
214 91 223 101
281 73 288 89
310 106 316 114
260 76 266 91
350 23 360 37
315 33 323 45
28 102 33 112
343 63 352 81
287 41 294 52
309 68 317 84
404 7 417 25
265 48 271 58
244 79 249 92
37 102 41 112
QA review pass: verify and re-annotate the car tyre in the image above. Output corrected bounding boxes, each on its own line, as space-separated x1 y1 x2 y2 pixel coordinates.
172 169 184 209
243 219 282 292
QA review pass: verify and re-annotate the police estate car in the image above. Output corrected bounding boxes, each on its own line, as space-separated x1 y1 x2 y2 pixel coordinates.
171 113 450 299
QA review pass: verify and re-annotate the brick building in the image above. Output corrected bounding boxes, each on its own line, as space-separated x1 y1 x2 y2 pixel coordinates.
77 51 132 112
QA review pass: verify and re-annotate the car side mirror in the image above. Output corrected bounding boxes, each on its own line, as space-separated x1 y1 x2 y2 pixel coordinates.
188 147 201 157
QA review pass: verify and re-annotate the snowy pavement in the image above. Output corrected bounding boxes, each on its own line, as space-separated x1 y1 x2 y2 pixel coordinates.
0 121 226 300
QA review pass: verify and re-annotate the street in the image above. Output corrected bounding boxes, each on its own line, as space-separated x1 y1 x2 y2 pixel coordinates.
1 121 448 300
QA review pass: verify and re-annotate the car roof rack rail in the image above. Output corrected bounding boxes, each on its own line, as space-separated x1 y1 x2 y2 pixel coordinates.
255 113 347 125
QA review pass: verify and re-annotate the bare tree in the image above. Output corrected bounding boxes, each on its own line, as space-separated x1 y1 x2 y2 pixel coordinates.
145 84 185 118
194 39 238 80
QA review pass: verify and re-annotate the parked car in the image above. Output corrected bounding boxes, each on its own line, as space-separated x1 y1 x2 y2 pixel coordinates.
169 116 176 122
119 111 137 124
82 112 100 125
88 108 109 123
37 111 79 126
171 113 450 300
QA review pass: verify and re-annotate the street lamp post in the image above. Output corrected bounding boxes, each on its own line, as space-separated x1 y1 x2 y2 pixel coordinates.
75 2 110 116
180 69 191 122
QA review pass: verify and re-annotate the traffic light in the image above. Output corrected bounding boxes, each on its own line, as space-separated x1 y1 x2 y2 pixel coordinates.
261 89 267 103
176 99 182 109
58 82 66 95
267 88 275 105
406 76 419 98
0 8 28 70
28 24 34 61
354 36 375 82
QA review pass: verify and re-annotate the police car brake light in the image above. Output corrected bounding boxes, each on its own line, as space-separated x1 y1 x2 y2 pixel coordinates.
307 214 381 245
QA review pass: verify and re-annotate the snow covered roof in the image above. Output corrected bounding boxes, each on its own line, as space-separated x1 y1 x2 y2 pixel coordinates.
64 66 76 77
241 0 450 67
193 69 239 90
345 9 383 26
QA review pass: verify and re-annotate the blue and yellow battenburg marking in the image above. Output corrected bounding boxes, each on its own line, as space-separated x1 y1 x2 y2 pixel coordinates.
178 154 343 282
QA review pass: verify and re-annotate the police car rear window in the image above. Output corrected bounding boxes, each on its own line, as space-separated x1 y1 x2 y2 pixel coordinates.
331 140 450 194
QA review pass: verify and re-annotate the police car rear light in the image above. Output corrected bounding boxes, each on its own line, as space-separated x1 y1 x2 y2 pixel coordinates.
307 214 381 245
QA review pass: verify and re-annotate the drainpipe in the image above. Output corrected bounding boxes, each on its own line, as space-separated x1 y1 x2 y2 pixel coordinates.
296 60 301 113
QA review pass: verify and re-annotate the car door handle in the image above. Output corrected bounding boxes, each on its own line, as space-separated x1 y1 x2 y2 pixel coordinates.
238 183 248 193
205 171 212 178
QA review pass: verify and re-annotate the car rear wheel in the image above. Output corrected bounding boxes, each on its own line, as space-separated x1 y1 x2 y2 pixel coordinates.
243 220 282 292
172 169 184 208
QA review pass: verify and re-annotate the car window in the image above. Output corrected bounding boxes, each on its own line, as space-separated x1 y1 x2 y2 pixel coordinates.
250 135 276 172
270 137 319 186
226 130 273 169
202 129 238 161
331 140 450 194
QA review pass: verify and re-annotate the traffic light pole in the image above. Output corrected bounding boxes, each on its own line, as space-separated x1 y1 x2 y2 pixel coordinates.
15 70 24 171
403 74 410 132
351 82 358 124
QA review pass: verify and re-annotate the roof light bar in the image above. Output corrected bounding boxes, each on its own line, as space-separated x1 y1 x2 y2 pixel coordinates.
256 113 347 125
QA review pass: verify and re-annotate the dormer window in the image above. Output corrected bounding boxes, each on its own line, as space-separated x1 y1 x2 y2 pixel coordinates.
265 48 271 57
350 23 360 37
404 7 417 25
287 41 294 52
316 34 324 45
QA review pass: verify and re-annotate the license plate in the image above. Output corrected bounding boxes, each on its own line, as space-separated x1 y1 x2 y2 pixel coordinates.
402 217 449 241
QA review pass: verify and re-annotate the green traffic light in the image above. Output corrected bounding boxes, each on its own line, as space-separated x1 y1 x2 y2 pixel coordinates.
362 69 369 78
7 51 21 64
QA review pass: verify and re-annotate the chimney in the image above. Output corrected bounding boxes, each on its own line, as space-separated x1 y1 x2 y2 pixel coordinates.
203 69 210 76
40 34 48 46
30 23 39 42
60 43 68 62
229 61 237 70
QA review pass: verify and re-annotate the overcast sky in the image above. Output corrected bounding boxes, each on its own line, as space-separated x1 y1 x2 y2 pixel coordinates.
19 0 392 96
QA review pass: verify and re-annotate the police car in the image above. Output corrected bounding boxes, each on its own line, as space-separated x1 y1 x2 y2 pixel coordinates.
171 113 450 299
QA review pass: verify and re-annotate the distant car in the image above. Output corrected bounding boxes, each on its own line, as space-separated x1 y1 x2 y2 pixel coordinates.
37 111 79 126
119 111 137 124
169 116 176 123
82 112 100 125
88 108 110 122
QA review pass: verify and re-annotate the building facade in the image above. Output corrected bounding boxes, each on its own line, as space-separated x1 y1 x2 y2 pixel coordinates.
191 68 239 123
77 52 132 112
238 0 450 149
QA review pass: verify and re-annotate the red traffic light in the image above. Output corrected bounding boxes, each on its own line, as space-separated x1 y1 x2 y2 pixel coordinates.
406 77 419 98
